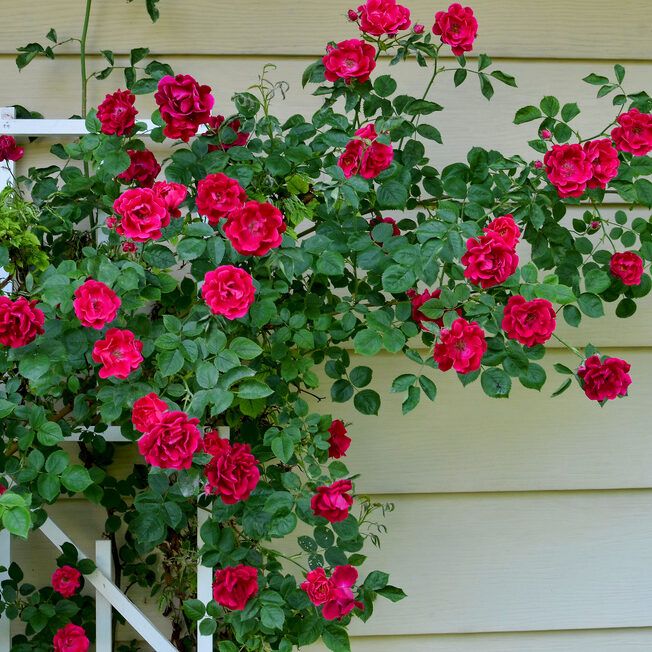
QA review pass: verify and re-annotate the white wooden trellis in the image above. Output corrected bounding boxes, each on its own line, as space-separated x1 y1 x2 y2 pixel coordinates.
0 109 220 651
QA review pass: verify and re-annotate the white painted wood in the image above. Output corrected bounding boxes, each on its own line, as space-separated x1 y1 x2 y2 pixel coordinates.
40 517 177 652
309 629 652 651
94 540 113 652
0 530 11 650
342 491 652 636
1 0 651 59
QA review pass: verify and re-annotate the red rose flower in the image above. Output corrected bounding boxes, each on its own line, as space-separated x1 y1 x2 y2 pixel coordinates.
155 74 214 142
369 216 400 241
543 144 593 198
323 39 377 84
583 139 620 189
196 173 247 225
113 187 170 242
206 115 250 150
0 483 6 495
577 355 632 402
132 393 168 433
51 565 81 598
201 265 256 319
96 89 137 136
338 124 393 179
501 295 556 347
0 297 45 348
357 0 411 35
73 279 121 330
202 429 224 455
152 181 187 218
117 149 161 188
0 135 24 162
610 251 644 286
611 108 652 157
204 435 260 503
301 567 334 606
483 214 521 248
433 317 486 374
91 328 143 379
301 565 361 620
212 565 259 611
461 232 519 289
311 479 353 523
121 242 137 253
53 624 90 652
328 419 351 459
433 3 478 56
137 410 201 469
224 201 286 256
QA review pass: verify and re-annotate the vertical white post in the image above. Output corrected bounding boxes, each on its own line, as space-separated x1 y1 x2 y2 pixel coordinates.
0 530 11 650
95 540 113 652
196 509 212 652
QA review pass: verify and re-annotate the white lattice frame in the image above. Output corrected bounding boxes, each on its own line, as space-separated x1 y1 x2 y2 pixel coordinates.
0 109 220 651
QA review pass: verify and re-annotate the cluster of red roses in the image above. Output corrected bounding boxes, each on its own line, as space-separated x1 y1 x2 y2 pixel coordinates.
324 2 478 85
543 109 652 199
0 134 24 163
301 565 363 620
338 123 394 179
48 566 89 652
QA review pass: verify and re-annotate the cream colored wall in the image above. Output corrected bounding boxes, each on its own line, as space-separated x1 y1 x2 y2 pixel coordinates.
2 1 652 649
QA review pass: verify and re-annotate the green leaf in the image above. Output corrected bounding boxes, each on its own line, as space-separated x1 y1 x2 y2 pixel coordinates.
260 605 285 630
61 466 93 493
363 570 389 590
271 433 294 463
177 238 206 261
377 181 408 210
354 389 381 415
322 626 351 652
130 47 150 65
353 329 382 356
584 268 611 294
577 292 604 318
2 506 31 538
514 105 542 124
391 374 416 392
453 68 467 87
561 102 581 122
103 150 131 177
45 450 69 474
0 399 16 419
533 283 576 305
182 599 205 621
583 73 610 85
316 251 345 276
540 95 560 117
376 585 407 602
230 337 263 360
19 354 51 380
37 421 63 447
481 368 512 398
143 244 176 268
418 376 437 401
237 379 274 399
349 366 372 388
196 362 219 389
373 75 397 97
158 350 185 377
490 70 517 87
614 64 626 83
382 265 415 294
563 305 582 328
37 473 60 502
635 179 652 207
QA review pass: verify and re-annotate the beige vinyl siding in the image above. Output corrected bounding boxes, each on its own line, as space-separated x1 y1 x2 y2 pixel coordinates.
2 2 652 650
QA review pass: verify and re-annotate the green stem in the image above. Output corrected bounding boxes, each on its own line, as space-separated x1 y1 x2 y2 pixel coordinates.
80 0 92 118
552 333 584 360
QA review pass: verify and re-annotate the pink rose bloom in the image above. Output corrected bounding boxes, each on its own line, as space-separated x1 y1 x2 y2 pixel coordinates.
462 232 519 288
202 429 225 455
483 214 521 248
301 565 362 620
360 141 394 178
501 295 556 347
202 265 256 319
132 393 168 433
73 279 121 330
611 108 652 156
97 89 137 136
0 297 45 348
91 328 143 379
212 565 259 611
583 139 620 189
610 251 644 286
155 74 214 142
121 242 137 253
578 355 632 402
534 160 543 169
433 317 486 374
413 23 425 34
152 181 187 218
323 39 377 84
311 479 353 523
53 624 90 652
206 115 250 151
138 410 201 469
51 565 81 598
224 200 286 256
540 129 552 140
0 135 24 162
543 143 593 198
357 0 411 35
432 3 478 56
196 173 247 225
113 187 170 242
204 435 260 504
328 419 351 459
338 139 366 178
117 149 161 188
338 124 393 179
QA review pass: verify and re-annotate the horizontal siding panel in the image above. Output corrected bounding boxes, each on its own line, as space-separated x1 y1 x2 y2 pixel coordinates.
1 1 651 59
309 629 652 651
4 57 651 167
347 491 652 636
102 350 652 495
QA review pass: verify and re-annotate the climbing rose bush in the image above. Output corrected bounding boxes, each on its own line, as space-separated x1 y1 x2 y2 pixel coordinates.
1 0 652 650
